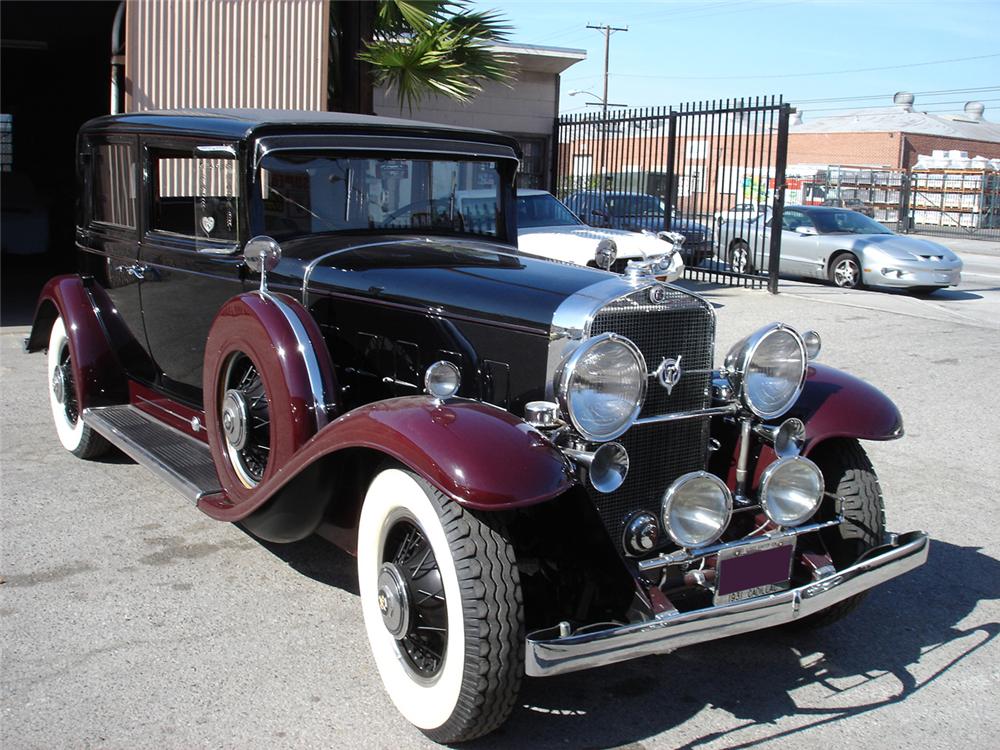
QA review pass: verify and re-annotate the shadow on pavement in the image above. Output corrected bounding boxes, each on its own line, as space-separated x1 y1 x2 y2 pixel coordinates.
470 539 998 749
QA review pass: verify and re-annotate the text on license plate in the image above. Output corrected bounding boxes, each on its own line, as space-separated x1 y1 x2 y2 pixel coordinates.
714 537 796 605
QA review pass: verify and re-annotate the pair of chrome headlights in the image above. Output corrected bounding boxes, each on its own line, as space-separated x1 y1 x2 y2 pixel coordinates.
557 322 821 443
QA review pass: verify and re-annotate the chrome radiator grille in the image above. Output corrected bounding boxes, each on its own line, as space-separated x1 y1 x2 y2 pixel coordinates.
586 286 715 536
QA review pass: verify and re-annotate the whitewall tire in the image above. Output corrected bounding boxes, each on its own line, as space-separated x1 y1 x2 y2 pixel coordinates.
358 467 523 743
47 316 109 459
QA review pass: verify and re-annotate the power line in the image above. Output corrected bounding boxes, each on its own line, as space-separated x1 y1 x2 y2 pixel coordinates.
791 86 1000 105
800 97 1000 113
610 51 1000 81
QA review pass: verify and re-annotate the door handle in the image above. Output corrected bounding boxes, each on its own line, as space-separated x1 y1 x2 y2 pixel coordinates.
115 263 152 280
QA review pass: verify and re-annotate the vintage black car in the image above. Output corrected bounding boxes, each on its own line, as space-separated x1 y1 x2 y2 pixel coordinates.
27 110 928 743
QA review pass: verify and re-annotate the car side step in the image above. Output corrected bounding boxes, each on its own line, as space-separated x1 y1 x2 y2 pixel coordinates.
83 405 222 504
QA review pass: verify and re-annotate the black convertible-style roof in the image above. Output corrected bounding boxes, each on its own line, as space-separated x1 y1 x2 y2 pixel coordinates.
79 108 521 152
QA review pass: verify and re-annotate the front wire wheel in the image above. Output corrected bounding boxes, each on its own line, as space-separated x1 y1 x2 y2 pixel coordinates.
220 352 271 487
46 316 109 459
358 467 524 743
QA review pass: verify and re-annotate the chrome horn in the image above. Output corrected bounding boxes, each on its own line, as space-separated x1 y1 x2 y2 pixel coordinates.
564 442 630 494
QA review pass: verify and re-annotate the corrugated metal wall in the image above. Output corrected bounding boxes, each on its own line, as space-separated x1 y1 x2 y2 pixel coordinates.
126 0 328 112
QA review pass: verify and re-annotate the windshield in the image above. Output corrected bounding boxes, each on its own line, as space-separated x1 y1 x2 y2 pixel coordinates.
516 193 583 228
810 209 893 235
258 153 503 239
606 194 664 217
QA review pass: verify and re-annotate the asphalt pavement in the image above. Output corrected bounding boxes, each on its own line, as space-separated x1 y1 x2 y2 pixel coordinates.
2 256 999 749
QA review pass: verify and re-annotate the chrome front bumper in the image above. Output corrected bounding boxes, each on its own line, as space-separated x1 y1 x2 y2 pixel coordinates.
525 530 929 677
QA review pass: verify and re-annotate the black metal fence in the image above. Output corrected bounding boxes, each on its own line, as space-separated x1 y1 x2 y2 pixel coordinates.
553 97 791 292
794 165 1000 241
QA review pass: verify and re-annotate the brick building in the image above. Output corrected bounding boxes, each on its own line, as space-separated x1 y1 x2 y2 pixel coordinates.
788 95 1000 169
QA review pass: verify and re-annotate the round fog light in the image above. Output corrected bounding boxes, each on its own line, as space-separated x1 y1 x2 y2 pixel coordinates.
424 361 461 400
589 441 629 494
760 456 824 527
662 471 733 548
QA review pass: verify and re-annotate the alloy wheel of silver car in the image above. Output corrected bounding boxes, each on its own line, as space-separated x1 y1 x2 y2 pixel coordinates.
830 253 862 289
220 351 271 487
729 241 752 274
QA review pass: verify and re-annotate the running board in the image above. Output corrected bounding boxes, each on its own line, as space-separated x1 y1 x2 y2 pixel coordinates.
83 405 223 504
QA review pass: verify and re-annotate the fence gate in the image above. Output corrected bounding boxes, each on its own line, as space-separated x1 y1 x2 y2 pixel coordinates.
553 97 791 292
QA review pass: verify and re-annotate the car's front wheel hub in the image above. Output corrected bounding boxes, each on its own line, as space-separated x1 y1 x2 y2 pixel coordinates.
377 562 412 640
221 389 249 451
51 364 67 405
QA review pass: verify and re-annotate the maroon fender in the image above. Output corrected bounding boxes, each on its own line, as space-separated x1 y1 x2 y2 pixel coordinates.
198 396 575 523
747 362 903 489
26 275 128 409
203 291 340 507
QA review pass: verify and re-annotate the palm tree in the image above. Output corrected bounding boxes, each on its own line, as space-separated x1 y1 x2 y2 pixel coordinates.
330 1 514 114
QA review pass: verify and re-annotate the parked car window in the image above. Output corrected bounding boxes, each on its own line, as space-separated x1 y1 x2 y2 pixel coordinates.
605 194 664 217
93 142 136 229
516 193 582 228
810 209 892 235
781 210 813 231
150 149 241 246
259 153 502 240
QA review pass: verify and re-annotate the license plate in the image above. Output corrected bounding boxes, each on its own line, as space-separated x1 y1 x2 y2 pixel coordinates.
714 537 796 605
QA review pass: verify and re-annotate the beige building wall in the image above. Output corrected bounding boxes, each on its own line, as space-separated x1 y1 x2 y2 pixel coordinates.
125 0 328 112
373 70 557 137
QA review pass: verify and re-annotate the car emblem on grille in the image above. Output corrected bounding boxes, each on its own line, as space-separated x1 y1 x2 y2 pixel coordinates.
649 285 669 304
656 355 683 395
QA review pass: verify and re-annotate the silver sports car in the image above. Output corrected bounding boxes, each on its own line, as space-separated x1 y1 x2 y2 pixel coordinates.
718 205 963 293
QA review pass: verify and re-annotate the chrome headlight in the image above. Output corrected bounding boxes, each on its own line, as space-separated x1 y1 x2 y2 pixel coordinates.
759 456 824 526
662 471 733 548
725 323 808 419
558 333 647 442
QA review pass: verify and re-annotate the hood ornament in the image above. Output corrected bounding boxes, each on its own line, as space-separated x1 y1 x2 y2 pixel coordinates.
655 355 683 395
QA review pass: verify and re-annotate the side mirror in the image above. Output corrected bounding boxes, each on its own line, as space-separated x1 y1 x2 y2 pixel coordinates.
590 209 610 225
244 235 282 292
794 226 818 236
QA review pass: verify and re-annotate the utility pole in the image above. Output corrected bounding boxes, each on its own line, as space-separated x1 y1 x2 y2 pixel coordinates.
585 23 627 186
586 23 628 122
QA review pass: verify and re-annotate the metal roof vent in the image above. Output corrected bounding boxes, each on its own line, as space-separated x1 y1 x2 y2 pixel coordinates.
893 91 915 112
964 101 985 122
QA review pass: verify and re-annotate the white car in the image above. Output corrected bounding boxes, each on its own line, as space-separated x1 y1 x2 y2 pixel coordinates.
515 190 683 276
715 202 770 225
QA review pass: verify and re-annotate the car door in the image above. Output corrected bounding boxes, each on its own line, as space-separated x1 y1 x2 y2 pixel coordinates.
778 209 822 277
137 139 247 406
76 134 156 381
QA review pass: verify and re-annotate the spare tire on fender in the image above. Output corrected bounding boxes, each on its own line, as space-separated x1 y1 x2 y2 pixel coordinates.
203 291 338 509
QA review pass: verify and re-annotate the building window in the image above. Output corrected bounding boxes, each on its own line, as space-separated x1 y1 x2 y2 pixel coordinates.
0 114 12 172
516 136 548 189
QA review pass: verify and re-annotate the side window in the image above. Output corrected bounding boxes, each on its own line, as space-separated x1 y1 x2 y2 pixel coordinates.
781 210 812 231
150 147 240 248
92 142 136 229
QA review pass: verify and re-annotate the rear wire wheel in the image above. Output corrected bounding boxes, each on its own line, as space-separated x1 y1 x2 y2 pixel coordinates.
46 316 110 459
220 352 271 487
358 467 524 743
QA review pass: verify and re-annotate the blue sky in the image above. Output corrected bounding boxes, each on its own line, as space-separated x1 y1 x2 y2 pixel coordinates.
498 0 1000 118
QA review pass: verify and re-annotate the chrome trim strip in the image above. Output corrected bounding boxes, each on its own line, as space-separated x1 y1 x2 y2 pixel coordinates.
637 516 844 571
82 406 220 505
526 530 929 677
257 292 329 430
633 404 739 426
